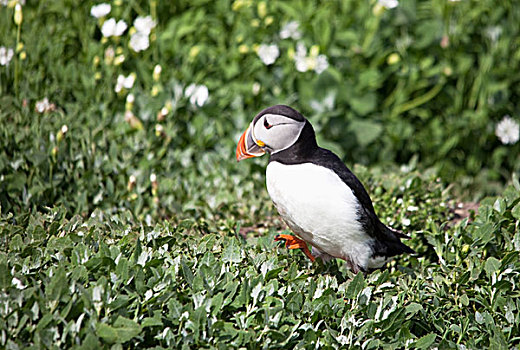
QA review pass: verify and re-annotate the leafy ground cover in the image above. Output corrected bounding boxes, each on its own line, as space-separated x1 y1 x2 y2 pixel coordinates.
2 171 520 349
1 0 520 348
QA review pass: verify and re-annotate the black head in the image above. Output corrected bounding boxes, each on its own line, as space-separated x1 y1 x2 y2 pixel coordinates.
252 105 306 125
236 105 316 161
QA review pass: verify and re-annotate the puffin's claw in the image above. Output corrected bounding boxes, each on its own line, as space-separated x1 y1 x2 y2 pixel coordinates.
274 234 315 262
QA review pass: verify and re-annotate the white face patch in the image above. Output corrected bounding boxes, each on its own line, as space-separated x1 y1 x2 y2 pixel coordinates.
251 113 305 154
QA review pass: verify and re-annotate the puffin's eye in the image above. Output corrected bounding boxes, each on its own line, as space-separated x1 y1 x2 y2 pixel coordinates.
264 118 273 129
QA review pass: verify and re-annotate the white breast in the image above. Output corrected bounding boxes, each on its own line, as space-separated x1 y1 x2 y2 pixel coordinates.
266 161 374 268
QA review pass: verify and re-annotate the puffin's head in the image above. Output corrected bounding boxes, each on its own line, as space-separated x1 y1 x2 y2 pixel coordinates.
236 105 307 161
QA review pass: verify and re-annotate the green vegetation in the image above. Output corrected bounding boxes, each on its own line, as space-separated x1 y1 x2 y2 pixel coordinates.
2 173 520 348
1 0 519 348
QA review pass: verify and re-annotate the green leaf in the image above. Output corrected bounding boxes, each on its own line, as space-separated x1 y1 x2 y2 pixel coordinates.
405 302 423 316
512 202 520 220
265 266 283 281
414 20 442 49
222 237 242 263
345 273 365 299
0 263 10 289
46 266 67 301
493 198 506 214
474 223 495 245
512 172 520 191
460 294 469 307
501 251 519 267
84 257 116 272
96 323 118 344
80 333 101 349
5 172 27 192
484 257 501 277
414 333 436 349
358 69 382 89
211 293 224 316
142 316 163 328
349 119 383 147
96 316 142 344
349 93 377 116
181 257 194 287
36 313 53 332
9 234 23 251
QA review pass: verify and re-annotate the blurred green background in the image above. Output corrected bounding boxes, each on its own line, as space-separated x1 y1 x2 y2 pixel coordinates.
1 0 519 220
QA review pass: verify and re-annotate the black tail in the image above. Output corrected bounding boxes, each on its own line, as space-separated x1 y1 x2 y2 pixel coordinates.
384 238 415 256
374 223 416 257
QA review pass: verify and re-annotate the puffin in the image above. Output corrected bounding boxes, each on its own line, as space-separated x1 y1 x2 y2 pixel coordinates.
236 105 414 273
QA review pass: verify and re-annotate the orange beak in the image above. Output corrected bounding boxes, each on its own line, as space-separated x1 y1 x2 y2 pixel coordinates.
236 125 266 162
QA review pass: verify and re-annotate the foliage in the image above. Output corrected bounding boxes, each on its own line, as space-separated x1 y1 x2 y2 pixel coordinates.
1 171 520 349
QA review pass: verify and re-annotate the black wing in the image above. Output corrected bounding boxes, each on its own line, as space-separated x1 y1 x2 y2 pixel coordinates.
309 148 413 254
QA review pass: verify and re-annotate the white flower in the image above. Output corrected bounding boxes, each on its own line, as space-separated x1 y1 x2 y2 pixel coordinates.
295 57 309 72
137 250 150 266
60 124 68 134
1 0 25 5
336 335 349 346
252 82 261 95
378 0 399 9
495 115 520 145
110 272 118 283
115 74 135 93
485 26 502 43
129 32 149 52
293 43 329 74
257 44 279 65
12 277 25 290
185 84 209 107
314 54 329 74
13 3 22 25
92 285 103 301
35 97 50 113
101 18 127 37
294 42 308 72
90 3 111 18
155 124 164 135
280 21 302 40
153 64 162 80
310 92 335 113
128 16 155 52
124 110 134 123
295 42 307 56
104 46 115 62
0 46 14 66
134 16 156 35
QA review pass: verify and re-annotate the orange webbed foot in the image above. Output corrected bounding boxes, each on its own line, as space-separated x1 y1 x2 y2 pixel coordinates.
274 234 315 262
